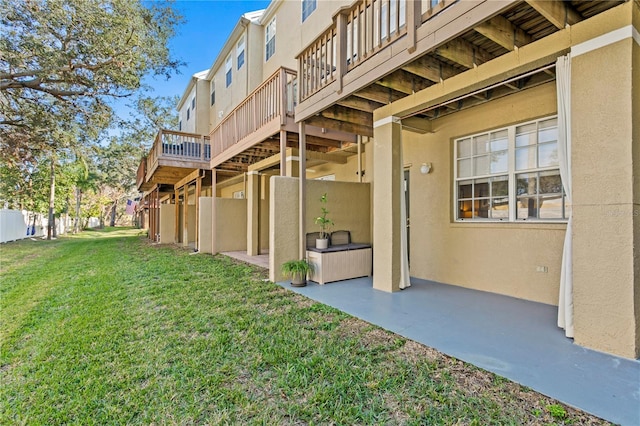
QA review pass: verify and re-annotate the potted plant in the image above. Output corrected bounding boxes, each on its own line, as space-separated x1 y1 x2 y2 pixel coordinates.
314 193 334 249
281 259 313 287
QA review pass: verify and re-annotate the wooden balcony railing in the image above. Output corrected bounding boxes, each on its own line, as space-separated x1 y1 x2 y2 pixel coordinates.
136 157 147 189
298 0 455 102
146 129 211 173
210 67 297 158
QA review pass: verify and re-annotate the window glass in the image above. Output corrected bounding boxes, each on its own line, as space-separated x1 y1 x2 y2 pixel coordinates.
237 36 245 69
301 0 316 22
225 56 232 87
455 116 565 221
265 17 276 61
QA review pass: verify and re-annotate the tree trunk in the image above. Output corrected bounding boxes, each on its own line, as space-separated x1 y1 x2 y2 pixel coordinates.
74 188 81 233
47 158 55 240
110 200 117 227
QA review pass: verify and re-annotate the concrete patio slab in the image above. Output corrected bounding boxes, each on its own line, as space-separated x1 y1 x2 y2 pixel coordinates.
278 277 640 426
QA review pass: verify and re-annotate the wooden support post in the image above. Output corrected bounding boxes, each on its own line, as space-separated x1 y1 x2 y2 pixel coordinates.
183 184 189 247
335 11 348 94
195 173 202 251
406 0 421 54
211 169 217 254
174 188 180 243
280 130 287 176
299 121 307 260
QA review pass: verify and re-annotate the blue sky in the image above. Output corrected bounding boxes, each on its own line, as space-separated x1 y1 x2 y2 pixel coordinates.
113 1 271 124
151 0 271 98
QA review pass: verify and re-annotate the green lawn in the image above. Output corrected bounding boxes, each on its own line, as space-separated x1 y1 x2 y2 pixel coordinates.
0 229 609 425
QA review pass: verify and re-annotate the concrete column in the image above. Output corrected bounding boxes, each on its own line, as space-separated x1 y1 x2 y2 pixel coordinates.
571 31 639 358
247 171 260 256
372 116 403 292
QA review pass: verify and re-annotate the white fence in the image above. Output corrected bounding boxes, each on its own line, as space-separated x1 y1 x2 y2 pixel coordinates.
0 209 46 243
0 209 104 243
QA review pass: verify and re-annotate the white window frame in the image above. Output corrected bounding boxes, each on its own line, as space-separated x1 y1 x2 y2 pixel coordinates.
237 36 245 70
210 82 215 106
301 0 316 22
225 55 232 87
191 96 195 109
454 116 568 223
265 17 276 61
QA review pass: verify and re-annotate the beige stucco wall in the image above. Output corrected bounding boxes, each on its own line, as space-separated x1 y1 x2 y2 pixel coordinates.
570 32 639 358
269 176 371 282
214 198 247 252
306 152 365 182
269 176 299 282
179 84 197 134
185 203 196 245
634 11 640 357
305 178 371 245
403 82 565 305
219 180 246 198
261 0 351 78
199 197 213 254
259 174 271 252
159 204 175 244
195 78 210 135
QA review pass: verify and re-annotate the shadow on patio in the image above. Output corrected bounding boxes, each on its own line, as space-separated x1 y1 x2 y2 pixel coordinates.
278 277 639 426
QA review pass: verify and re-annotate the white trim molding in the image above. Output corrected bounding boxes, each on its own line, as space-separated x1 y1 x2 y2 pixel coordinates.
373 116 402 128
572 25 640 57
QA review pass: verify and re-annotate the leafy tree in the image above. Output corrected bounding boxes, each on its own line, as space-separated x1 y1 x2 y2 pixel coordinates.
1 0 182 148
0 0 183 237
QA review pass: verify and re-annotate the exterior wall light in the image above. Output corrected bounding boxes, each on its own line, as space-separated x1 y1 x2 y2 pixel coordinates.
420 163 432 174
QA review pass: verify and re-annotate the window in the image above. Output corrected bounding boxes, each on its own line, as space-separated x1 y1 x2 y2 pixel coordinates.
301 0 316 22
237 36 245 69
178 120 182 131
316 174 335 181
191 97 195 109
225 55 232 87
455 117 568 222
265 17 276 61
210 83 215 106
186 107 190 120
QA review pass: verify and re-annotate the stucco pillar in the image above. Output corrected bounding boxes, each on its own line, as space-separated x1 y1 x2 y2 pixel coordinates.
247 171 260 256
570 29 639 358
372 116 403 292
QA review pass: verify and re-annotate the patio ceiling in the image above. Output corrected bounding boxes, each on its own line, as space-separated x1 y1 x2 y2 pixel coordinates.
214 132 357 182
304 0 624 135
